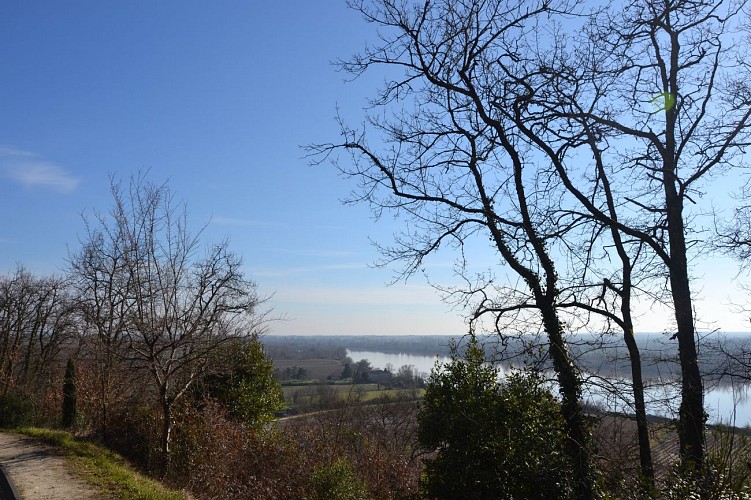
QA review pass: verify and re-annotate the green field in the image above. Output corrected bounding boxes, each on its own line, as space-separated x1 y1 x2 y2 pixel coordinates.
281 383 423 410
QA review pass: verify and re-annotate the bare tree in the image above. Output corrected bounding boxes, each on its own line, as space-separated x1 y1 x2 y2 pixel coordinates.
70 198 138 438
71 175 265 458
718 184 751 266
0 266 74 397
314 0 751 487
526 0 751 471
337 0 751 479
711 186 751 409
312 0 601 495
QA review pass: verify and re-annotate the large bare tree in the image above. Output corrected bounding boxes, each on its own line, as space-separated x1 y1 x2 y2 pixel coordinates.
320 0 751 480
70 197 138 438
313 0 600 495
71 175 265 458
526 0 751 471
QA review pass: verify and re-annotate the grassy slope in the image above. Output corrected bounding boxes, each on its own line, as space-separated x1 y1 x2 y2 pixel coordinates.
10 428 188 500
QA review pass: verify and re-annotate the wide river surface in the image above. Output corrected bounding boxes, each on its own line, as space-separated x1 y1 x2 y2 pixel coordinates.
348 349 751 427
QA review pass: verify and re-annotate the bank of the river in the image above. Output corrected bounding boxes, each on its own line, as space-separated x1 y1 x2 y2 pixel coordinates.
349 348 751 428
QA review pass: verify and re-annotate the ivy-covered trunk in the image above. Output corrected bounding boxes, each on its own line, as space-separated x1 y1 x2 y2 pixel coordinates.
540 305 595 500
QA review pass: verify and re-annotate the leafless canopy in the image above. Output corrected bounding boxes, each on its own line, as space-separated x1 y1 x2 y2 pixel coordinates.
70 173 266 455
312 0 751 477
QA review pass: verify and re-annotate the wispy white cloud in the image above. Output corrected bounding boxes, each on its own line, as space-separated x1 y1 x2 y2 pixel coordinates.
0 146 34 158
0 146 79 193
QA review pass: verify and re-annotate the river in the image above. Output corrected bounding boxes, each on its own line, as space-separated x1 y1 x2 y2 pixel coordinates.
347 349 751 427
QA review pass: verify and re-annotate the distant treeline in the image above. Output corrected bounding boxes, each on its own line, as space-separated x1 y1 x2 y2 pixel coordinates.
262 334 459 359
263 333 750 383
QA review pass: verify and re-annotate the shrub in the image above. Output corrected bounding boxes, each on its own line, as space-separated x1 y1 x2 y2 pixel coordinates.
418 338 574 499
310 458 369 500
102 402 163 473
662 426 751 499
0 391 36 427
194 339 283 428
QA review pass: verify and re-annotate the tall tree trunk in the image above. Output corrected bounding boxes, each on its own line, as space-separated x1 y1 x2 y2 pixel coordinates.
597 139 655 485
662 13 706 472
161 395 172 461
666 211 705 470
623 323 654 484
540 305 595 500
664 81 705 469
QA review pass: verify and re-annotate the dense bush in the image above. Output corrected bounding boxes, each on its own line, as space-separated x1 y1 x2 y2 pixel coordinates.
100 401 163 472
0 391 36 427
129 395 421 499
175 403 310 498
418 338 575 499
661 426 751 500
285 396 422 498
192 339 283 428
310 458 368 500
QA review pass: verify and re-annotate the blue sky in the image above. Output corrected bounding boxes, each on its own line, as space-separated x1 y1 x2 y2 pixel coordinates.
0 1 748 335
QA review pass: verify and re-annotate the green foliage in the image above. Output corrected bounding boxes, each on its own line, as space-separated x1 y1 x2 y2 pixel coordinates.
418 338 574 499
199 339 283 428
309 458 369 500
663 426 751 499
279 365 309 381
0 391 36 427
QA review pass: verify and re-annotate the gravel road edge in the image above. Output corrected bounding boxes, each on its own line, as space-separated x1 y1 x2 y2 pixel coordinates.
0 463 20 500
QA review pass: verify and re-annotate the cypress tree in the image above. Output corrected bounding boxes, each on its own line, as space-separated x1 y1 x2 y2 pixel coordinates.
62 358 77 428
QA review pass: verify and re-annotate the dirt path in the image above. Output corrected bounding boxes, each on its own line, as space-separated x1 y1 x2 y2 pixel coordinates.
0 432 103 499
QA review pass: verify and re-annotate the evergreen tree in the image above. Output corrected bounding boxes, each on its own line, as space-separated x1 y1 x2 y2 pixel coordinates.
62 358 77 428
418 339 575 499
199 339 283 428
340 363 353 380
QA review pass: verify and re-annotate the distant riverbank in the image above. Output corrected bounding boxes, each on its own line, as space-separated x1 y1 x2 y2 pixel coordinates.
349 348 751 427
